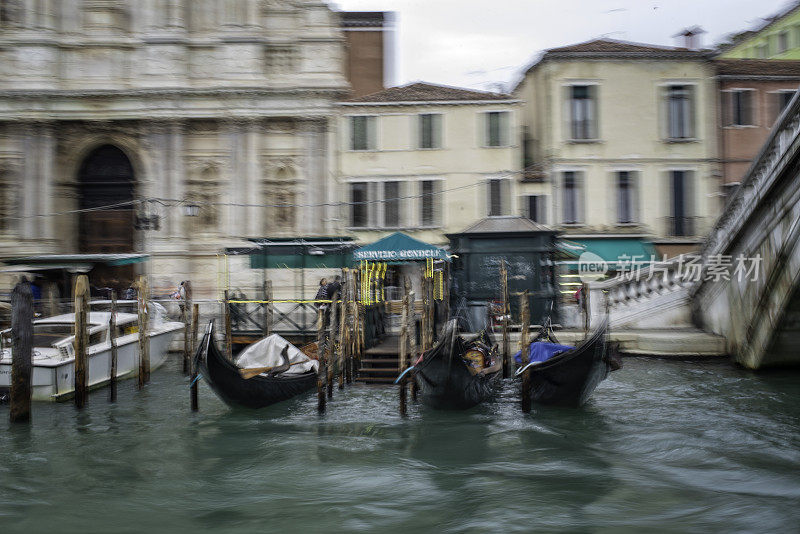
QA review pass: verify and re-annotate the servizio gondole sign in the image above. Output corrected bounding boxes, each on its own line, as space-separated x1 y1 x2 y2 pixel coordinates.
353 249 447 261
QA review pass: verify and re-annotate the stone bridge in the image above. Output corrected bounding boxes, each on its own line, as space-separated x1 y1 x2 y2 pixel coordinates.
589 93 800 369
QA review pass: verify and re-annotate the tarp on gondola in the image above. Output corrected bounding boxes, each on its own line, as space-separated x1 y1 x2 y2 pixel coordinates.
236 334 319 374
353 232 449 262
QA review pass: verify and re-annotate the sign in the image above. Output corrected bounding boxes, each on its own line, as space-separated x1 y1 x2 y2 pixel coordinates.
353 248 447 261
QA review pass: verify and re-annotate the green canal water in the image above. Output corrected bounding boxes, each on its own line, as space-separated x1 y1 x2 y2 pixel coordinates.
1 357 799 533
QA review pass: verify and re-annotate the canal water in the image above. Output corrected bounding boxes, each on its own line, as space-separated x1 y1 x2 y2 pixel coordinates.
1 357 799 533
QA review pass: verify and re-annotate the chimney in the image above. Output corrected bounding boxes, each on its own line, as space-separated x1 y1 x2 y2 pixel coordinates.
673 26 706 50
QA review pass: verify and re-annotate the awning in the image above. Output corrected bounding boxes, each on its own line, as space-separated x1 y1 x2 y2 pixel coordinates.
4 254 149 268
353 232 449 262
568 238 656 268
1 263 94 273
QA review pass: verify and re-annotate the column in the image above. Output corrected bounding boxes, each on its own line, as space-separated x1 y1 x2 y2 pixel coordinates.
168 121 185 238
39 124 55 242
245 121 260 238
19 125 36 240
302 119 327 235
225 120 245 238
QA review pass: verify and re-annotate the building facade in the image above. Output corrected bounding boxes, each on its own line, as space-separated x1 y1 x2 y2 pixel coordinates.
715 59 800 189
515 39 720 258
336 82 522 246
0 0 348 296
718 2 800 60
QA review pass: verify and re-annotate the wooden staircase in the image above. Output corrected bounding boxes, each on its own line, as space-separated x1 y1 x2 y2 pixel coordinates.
356 334 401 384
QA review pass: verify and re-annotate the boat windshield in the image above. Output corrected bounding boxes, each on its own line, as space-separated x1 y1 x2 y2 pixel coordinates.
31 324 75 347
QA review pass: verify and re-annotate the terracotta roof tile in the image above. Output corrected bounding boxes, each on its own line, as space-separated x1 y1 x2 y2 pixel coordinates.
344 82 513 103
544 38 709 58
547 39 681 54
520 39 711 78
715 59 800 77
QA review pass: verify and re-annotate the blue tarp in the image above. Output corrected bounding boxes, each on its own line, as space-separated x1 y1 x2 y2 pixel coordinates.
514 341 574 365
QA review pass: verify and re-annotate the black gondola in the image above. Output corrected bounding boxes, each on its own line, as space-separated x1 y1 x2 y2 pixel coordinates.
516 317 613 408
412 319 502 410
195 322 318 409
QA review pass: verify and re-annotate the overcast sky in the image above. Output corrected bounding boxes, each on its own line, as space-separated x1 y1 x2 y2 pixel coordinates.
331 0 791 91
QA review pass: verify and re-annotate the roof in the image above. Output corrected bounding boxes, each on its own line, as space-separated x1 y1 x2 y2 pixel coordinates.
340 11 388 28
353 232 449 262
718 1 800 51
4 254 149 269
454 216 553 235
36 312 137 326
523 38 711 76
714 59 800 77
343 82 515 104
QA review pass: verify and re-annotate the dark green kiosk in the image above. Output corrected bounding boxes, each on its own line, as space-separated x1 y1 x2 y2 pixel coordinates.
446 216 559 327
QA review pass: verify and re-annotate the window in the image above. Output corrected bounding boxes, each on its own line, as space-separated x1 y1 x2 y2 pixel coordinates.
383 181 400 228
669 170 693 237
778 90 796 118
779 32 789 54
525 195 546 224
616 171 636 224
666 85 694 139
756 42 768 59
350 182 369 227
418 114 442 149
522 126 534 168
487 178 510 216
484 111 509 147
349 116 376 151
569 85 597 140
724 90 754 126
349 180 441 229
420 180 441 227
562 171 582 224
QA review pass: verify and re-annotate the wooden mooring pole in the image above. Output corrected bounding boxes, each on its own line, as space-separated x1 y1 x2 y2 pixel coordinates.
9 280 33 423
519 290 532 413
190 303 199 412
263 280 272 337
500 259 510 378
334 271 347 398
109 291 118 403
224 290 232 362
137 275 150 389
317 307 327 413
399 276 410 417
407 276 418 401
351 268 362 383
182 281 192 375
74 275 90 407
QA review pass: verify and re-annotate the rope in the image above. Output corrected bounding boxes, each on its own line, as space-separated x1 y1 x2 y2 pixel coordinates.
188 373 203 387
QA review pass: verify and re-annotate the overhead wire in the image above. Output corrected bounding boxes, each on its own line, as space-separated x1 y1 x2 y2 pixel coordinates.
9 167 529 219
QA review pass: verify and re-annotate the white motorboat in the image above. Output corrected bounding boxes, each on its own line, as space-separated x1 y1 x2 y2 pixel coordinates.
0 311 183 401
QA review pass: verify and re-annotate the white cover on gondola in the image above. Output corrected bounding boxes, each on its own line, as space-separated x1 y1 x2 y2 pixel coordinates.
235 334 318 374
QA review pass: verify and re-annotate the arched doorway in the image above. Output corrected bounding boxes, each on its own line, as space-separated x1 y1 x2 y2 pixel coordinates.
77 145 136 254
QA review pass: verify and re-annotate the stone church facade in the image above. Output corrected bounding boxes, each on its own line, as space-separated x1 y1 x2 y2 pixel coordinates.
0 0 347 296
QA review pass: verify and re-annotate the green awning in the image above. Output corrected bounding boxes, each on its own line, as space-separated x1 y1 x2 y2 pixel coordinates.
571 238 656 268
4 254 149 267
353 232 449 262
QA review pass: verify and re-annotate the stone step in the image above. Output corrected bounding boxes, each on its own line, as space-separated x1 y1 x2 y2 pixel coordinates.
359 367 401 374
355 376 397 383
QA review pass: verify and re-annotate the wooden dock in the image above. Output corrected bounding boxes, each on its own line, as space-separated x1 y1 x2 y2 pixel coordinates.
357 334 401 384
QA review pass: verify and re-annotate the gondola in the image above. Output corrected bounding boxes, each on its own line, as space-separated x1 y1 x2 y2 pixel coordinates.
515 316 615 408
195 322 318 409
411 319 502 410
